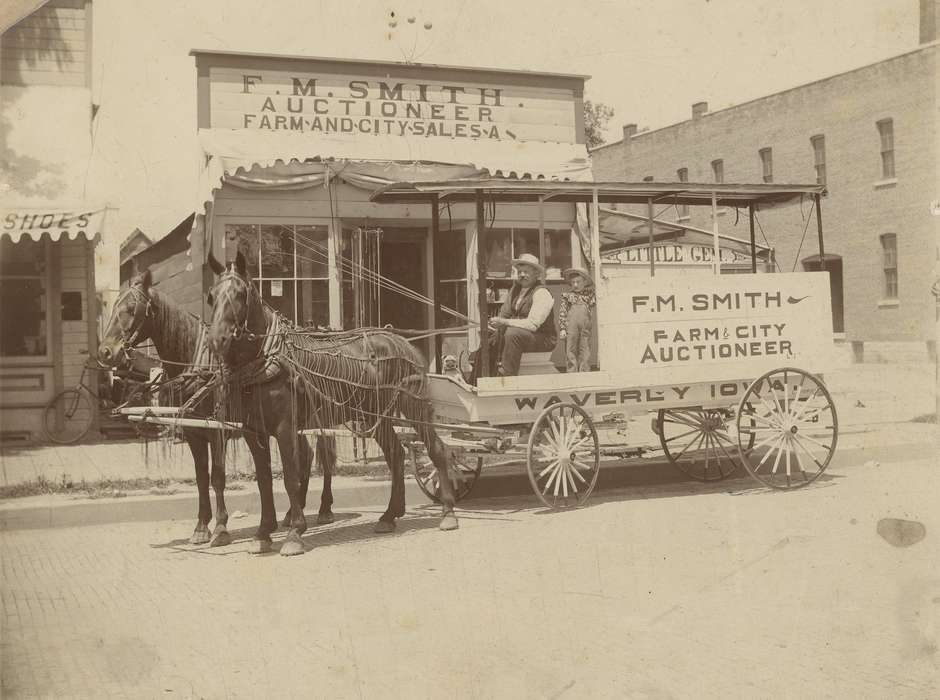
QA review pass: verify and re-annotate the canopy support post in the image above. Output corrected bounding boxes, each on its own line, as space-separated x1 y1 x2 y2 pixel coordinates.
430 193 443 372
815 193 826 272
711 191 720 275
749 204 757 273
476 190 489 377
647 197 655 277
590 188 602 276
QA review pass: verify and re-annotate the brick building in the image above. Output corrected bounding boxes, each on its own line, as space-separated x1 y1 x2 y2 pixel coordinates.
592 6 938 363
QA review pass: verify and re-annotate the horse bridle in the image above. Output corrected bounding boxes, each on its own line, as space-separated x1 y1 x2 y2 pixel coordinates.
210 269 262 342
116 285 154 356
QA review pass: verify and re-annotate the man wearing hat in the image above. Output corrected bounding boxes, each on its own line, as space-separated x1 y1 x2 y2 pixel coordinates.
558 266 595 373
486 253 557 376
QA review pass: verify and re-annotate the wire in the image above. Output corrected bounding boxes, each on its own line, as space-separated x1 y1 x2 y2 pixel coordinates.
790 199 816 272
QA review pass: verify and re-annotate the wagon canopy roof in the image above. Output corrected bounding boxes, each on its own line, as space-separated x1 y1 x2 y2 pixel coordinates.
371 179 826 207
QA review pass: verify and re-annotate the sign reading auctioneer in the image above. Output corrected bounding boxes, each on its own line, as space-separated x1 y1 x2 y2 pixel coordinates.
596 271 838 386
200 54 583 144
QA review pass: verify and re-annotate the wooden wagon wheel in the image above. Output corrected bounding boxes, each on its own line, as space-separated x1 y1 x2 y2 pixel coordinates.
656 405 755 482
736 367 838 490
410 444 482 504
526 402 600 509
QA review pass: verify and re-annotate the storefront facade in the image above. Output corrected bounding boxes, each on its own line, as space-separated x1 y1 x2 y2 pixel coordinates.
0 211 104 441
187 51 593 368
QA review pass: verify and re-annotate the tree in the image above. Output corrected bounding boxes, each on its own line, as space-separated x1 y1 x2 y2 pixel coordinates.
583 100 615 149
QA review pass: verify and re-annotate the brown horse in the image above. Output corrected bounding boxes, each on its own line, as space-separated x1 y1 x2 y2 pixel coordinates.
97 268 332 548
206 250 458 556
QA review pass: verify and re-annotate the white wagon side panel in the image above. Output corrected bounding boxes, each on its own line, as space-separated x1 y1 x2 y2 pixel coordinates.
595 270 840 385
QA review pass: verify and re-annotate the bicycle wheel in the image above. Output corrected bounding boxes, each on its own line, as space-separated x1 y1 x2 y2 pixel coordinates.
43 389 96 444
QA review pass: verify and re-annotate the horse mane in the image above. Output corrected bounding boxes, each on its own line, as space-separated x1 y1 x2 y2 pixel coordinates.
147 287 204 378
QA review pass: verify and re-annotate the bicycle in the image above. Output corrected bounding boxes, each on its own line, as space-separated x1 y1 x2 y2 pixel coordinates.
42 362 160 444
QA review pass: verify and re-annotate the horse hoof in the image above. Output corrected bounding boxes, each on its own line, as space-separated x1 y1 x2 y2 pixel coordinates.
248 538 272 555
209 529 231 547
280 532 305 557
190 529 211 545
317 512 335 525
374 520 396 534
439 513 459 531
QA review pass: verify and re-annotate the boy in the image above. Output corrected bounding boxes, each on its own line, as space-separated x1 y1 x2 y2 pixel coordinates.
558 267 595 373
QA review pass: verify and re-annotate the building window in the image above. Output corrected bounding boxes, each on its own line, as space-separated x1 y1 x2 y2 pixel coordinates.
484 227 571 279
811 135 826 185
711 159 724 184
225 223 331 327
880 234 898 299
437 230 467 329
759 148 773 183
0 238 49 357
677 168 689 218
877 119 895 178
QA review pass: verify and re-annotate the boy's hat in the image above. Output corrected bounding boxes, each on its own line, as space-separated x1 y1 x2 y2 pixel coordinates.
563 267 593 285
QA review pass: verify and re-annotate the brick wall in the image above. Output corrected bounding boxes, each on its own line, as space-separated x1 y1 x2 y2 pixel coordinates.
592 45 938 346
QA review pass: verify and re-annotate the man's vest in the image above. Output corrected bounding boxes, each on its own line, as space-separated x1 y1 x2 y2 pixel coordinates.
500 282 557 342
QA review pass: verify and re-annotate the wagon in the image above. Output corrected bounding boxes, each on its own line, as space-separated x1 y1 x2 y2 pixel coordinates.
371 180 841 508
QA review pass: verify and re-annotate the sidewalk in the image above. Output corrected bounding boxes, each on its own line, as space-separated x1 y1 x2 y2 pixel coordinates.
1 362 935 491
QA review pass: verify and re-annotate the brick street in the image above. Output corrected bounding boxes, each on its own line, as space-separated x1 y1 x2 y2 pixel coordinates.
2 442 938 699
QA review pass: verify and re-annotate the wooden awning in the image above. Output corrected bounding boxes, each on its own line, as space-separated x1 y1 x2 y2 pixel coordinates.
371 179 826 207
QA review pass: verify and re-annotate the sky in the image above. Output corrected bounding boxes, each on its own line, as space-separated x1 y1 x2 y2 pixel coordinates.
186 0 919 142
78 0 923 242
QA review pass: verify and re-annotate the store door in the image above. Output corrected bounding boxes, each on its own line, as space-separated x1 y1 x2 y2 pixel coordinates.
379 229 427 332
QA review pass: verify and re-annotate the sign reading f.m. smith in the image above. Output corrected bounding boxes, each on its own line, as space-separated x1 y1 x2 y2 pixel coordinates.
193 51 586 144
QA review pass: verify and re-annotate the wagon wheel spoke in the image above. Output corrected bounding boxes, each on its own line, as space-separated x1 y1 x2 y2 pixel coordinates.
662 412 706 431
794 431 834 452
662 426 705 445
791 434 825 470
538 459 561 479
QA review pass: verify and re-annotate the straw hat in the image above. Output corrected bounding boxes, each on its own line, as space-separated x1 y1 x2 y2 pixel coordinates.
563 267 593 285
511 253 545 276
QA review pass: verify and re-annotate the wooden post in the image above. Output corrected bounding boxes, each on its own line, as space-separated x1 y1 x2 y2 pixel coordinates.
749 204 757 273
815 193 826 272
711 191 720 275
647 197 655 277
476 190 489 377
430 194 443 371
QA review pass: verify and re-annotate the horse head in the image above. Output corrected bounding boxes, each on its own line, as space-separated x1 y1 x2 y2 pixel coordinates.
207 249 266 367
98 268 156 368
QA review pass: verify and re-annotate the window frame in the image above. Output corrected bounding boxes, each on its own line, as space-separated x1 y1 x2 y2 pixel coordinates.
759 147 773 183
880 232 898 300
0 238 52 361
676 168 689 218
711 159 724 184
225 223 332 326
810 135 826 186
876 119 895 179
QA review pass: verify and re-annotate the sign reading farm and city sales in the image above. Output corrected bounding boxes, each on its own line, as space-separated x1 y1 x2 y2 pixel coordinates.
596 271 837 386
206 64 579 144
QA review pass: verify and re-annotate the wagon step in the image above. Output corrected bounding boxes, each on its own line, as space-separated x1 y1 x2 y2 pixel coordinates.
127 415 243 431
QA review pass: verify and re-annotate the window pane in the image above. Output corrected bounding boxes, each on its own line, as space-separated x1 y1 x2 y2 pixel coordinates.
259 225 295 278
544 228 572 276
295 226 329 278
511 228 539 260
882 151 895 178
438 229 467 280
439 281 468 328
485 228 512 277
297 279 330 328
0 278 47 356
261 279 295 322
227 224 260 277
0 238 44 276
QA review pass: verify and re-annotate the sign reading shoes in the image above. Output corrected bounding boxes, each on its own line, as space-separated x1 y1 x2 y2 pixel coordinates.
206 63 581 144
